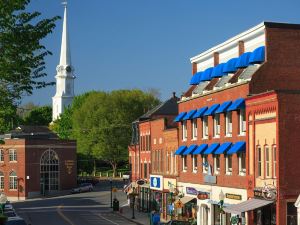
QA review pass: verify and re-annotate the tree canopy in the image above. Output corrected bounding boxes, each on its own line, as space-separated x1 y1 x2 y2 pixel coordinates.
0 0 59 133
23 105 52 126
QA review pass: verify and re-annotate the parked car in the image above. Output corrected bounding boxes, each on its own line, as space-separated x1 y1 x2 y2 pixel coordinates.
4 209 18 218
158 220 191 225
77 177 99 186
6 216 27 225
71 183 93 193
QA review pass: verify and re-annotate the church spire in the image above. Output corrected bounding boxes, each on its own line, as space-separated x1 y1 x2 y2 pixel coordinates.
59 2 71 66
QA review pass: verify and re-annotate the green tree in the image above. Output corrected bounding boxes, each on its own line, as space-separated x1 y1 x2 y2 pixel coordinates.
23 106 52 126
0 0 59 133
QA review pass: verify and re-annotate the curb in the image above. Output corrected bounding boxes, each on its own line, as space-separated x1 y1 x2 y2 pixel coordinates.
114 211 145 225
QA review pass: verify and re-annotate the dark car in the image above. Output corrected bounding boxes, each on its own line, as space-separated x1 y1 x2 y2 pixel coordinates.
4 209 17 218
6 216 27 225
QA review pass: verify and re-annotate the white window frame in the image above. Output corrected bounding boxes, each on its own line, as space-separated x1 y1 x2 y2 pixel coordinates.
192 155 198 173
238 152 246 176
257 146 262 177
213 114 220 138
202 155 208 173
225 155 232 175
202 117 208 139
225 112 232 137
9 149 17 162
182 121 187 141
182 155 187 172
9 171 17 190
192 119 198 140
214 155 220 175
265 146 271 178
239 109 246 135
273 145 277 178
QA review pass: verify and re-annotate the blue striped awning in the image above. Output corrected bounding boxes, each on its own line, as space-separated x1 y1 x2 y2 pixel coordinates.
189 72 202 85
203 104 220 116
227 141 246 154
249 46 265 64
200 67 213 81
211 63 226 78
215 101 232 114
182 145 198 155
174 112 187 122
203 143 220 155
174 146 187 155
223 58 239 73
193 144 208 155
227 98 245 111
192 107 208 119
235 52 252 68
214 142 232 154
183 109 197 120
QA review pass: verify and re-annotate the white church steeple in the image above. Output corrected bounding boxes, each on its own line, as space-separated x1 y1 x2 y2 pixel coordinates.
52 2 75 122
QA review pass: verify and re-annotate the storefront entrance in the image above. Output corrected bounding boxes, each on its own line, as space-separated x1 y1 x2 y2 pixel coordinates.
253 203 276 225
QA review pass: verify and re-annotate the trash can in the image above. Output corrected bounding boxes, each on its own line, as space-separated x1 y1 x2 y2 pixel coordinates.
113 198 119 211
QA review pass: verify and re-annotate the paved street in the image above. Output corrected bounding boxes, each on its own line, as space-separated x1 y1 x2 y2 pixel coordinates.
12 179 138 225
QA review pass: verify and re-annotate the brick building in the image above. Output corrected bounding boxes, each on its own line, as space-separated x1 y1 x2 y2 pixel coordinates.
0 126 77 200
173 22 300 225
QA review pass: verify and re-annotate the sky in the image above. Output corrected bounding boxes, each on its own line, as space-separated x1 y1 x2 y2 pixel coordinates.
25 0 300 105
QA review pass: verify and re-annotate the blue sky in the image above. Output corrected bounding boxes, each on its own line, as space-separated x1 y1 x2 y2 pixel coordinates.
25 0 300 105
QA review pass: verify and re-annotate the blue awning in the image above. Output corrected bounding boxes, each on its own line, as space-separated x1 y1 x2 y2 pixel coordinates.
227 98 245 111
183 109 197 120
174 146 187 155
249 46 265 64
211 63 226 78
193 144 208 155
227 141 246 154
203 104 220 116
200 67 213 81
174 112 187 122
223 58 238 73
214 142 232 154
189 72 202 85
182 145 198 155
192 107 208 119
215 101 232 114
235 52 252 68
203 143 220 155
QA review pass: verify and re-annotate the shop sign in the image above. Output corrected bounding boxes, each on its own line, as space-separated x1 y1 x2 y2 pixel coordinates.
197 191 210 200
204 175 216 184
225 193 242 201
186 187 198 195
65 160 75 174
150 175 163 191
254 185 277 201
136 179 145 185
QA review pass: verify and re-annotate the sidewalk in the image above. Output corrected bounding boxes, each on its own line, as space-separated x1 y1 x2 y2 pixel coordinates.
117 204 150 225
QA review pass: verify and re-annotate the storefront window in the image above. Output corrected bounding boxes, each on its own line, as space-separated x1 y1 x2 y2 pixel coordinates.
214 155 220 175
287 202 297 225
214 205 221 225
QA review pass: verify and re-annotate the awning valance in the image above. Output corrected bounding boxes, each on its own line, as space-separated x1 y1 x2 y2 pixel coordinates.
214 142 232 154
192 107 208 119
227 98 245 111
203 104 220 116
193 144 208 155
174 112 187 122
223 58 238 74
189 72 202 85
200 67 213 81
174 146 187 155
223 198 274 215
235 52 252 68
211 63 226 78
249 46 265 64
215 101 232 114
227 141 246 154
183 145 198 155
203 143 220 155
183 109 197 121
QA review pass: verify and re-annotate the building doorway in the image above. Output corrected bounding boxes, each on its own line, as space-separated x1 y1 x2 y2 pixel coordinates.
40 149 59 193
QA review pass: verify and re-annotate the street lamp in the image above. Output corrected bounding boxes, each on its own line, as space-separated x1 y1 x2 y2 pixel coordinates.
109 177 113 208
219 190 225 225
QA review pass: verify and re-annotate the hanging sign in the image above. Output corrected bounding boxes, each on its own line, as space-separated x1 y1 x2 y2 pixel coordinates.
136 179 145 186
186 187 198 195
226 193 242 200
197 192 210 200
150 175 163 191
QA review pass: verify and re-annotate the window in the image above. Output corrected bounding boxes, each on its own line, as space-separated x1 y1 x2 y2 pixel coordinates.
225 112 232 136
159 137 163 144
182 121 187 141
202 117 208 139
40 149 59 191
9 171 17 190
265 146 270 178
166 152 170 174
0 150 3 162
239 109 246 135
192 119 198 140
174 152 177 174
154 138 156 145
239 152 246 176
273 146 277 178
144 163 147 178
0 172 3 190
257 146 262 177
202 155 208 173
182 155 187 171
213 114 220 137
192 155 198 172
226 155 232 175
9 149 17 162
214 155 220 175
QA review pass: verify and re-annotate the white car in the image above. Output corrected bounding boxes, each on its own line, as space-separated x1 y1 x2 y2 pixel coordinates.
71 183 93 193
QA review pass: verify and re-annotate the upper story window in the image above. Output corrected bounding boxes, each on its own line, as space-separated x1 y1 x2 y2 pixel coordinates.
182 155 187 172
153 138 157 145
214 155 220 175
213 114 220 138
202 117 208 139
9 149 17 162
9 171 17 190
273 145 277 178
0 171 3 190
202 155 208 173
226 155 232 175
239 109 246 135
265 146 270 178
192 155 198 173
225 112 232 137
182 121 187 141
257 146 262 177
0 150 3 162
192 119 198 140
238 152 246 176
159 137 163 144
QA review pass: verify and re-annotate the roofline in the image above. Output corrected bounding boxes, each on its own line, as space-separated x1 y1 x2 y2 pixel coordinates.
264 21 300 29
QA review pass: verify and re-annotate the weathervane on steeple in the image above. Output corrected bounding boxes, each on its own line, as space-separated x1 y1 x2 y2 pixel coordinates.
62 0 67 7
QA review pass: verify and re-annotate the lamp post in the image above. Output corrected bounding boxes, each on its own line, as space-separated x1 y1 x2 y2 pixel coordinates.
109 177 113 208
219 190 225 225
129 187 138 219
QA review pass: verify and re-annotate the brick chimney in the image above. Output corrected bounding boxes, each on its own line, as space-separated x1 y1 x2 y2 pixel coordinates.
192 63 197 75
238 41 245 56
213 52 219 66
